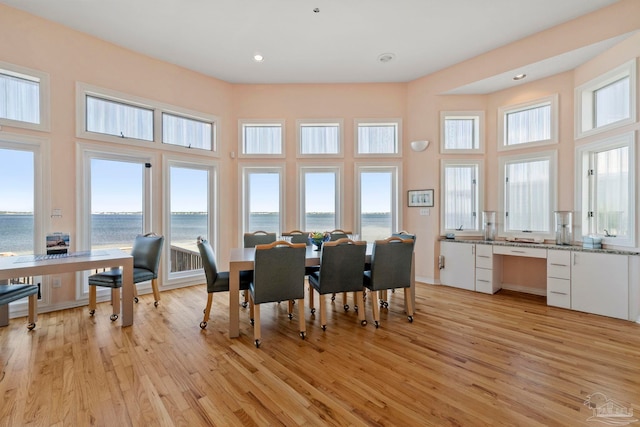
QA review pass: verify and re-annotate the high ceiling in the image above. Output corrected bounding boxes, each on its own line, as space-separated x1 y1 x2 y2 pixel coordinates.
1 0 623 91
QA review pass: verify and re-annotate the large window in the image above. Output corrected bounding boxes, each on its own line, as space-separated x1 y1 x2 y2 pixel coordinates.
441 160 483 235
241 166 283 239
575 60 636 139
239 120 284 157
499 151 557 238
0 61 50 131
440 112 484 153
299 166 341 231
355 119 401 156
356 164 400 241
166 160 215 277
498 95 558 150
576 132 635 247
297 119 342 157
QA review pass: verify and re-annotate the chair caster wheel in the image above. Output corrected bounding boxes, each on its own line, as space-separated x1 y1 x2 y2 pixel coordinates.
200 321 207 329
110 314 118 321
354 305 359 313
300 331 306 339
154 301 159 308
310 308 316 315
134 297 139 303
89 310 95 316
291 300 295 305
321 325 326 331
384 302 389 308
331 295 336 301
343 304 349 312
288 313 293 320
361 320 367 326
250 318 254 326
254 339 260 348
374 321 379 329
27 323 36 330
242 301 248 308
408 315 413 323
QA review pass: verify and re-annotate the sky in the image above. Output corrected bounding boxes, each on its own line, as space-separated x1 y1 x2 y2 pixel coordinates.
0 148 34 212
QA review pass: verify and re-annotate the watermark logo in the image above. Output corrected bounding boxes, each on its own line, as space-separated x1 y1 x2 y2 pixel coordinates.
584 392 638 425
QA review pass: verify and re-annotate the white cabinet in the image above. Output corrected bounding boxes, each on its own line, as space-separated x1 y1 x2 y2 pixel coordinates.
439 242 475 291
475 244 501 294
571 251 629 320
546 250 571 309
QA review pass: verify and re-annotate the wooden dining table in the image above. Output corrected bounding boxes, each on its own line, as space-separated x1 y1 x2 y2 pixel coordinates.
227 243 415 338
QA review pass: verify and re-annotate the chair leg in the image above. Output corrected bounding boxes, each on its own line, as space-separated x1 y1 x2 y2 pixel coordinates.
253 303 261 347
200 292 213 329
404 287 414 322
308 283 315 314
111 288 121 321
249 294 255 324
288 300 294 318
151 278 161 307
371 290 380 328
319 293 326 330
27 292 37 330
356 291 366 326
132 284 139 303
88 286 97 316
297 298 306 339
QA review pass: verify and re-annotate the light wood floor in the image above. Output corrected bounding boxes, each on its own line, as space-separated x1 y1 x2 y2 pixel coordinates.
1 283 639 426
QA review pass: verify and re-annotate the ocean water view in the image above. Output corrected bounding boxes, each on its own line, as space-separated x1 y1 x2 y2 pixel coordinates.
0 212 393 255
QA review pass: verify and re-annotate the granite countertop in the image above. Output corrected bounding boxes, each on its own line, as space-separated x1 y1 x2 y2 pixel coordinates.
439 238 640 256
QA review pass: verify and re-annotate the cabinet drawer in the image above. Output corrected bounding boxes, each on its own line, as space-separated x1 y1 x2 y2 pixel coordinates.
475 268 498 294
493 245 547 258
475 245 493 269
547 250 571 280
547 277 571 309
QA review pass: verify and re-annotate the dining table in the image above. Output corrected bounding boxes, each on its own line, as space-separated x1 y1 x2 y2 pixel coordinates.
227 243 415 338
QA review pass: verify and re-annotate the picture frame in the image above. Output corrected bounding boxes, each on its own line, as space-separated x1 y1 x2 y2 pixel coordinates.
408 189 434 207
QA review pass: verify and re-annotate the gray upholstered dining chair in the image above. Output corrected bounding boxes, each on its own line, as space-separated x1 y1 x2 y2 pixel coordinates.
243 231 277 248
248 241 306 348
282 230 310 245
327 229 351 241
363 236 414 328
0 284 39 330
307 238 367 330
197 237 251 329
88 233 164 321
377 231 417 308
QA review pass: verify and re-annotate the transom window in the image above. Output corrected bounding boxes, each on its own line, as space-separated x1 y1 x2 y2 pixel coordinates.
575 60 636 139
297 119 342 157
498 95 558 150
77 82 218 153
576 132 635 247
440 112 484 153
499 151 557 238
239 120 284 157
355 119 401 156
440 160 483 235
0 61 50 131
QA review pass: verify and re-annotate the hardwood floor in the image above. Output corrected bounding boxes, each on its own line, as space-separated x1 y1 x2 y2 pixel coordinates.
1 283 639 426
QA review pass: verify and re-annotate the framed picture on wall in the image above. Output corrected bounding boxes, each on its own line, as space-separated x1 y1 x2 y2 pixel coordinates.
408 189 434 207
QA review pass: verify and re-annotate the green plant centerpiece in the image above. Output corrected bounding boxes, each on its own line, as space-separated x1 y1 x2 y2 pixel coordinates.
308 231 330 251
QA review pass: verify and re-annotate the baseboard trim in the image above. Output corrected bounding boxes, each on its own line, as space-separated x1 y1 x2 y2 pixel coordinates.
500 283 546 297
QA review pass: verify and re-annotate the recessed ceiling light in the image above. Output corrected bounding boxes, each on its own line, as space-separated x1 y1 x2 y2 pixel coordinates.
313 7 320 13
253 53 264 63
378 53 395 64
513 73 527 81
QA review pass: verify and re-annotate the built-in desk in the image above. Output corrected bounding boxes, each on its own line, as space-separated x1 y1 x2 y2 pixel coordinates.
439 239 640 322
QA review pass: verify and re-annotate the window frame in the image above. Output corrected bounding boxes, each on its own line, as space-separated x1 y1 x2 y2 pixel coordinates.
162 155 219 285
574 131 635 248
354 162 402 240
439 111 484 154
238 119 285 158
497 94 558 151
354 118 402 158
0 61 51 132
498 150 557 240
296 118 344 158
575 59 637 139
298 164 343 231
440 159 484 236
239 164 286 245
76 82 219 155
